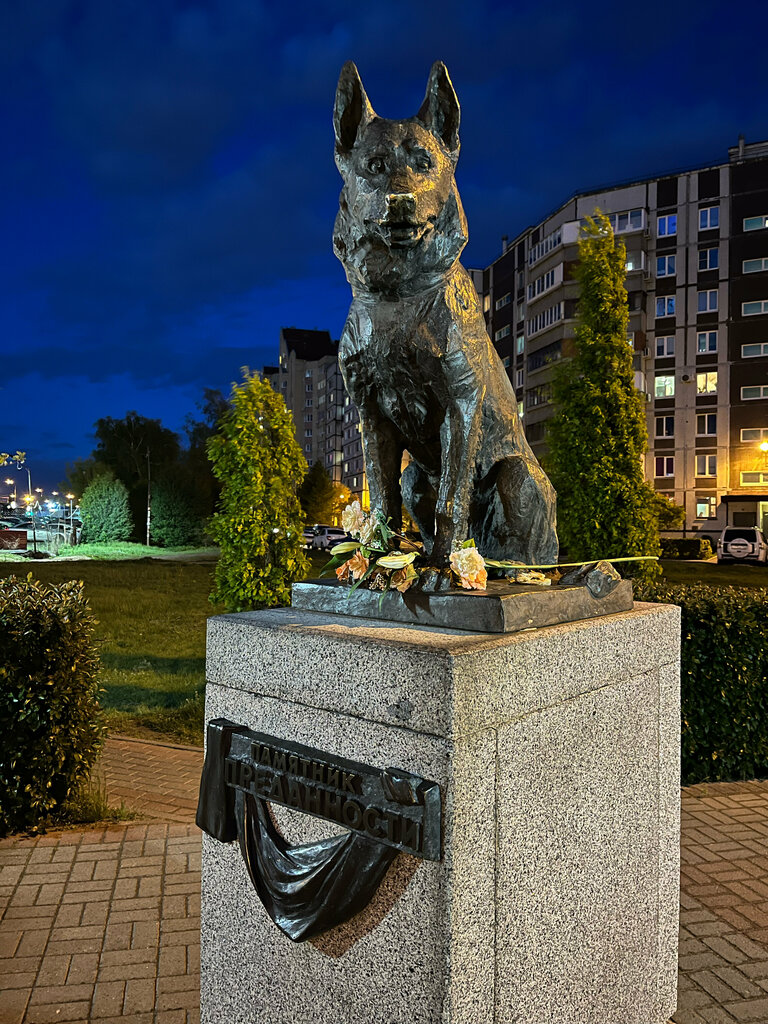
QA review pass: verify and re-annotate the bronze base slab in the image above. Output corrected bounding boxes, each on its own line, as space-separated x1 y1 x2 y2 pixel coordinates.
291 578 633 634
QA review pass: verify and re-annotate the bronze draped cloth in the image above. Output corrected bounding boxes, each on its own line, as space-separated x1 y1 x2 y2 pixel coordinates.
196 719 397 942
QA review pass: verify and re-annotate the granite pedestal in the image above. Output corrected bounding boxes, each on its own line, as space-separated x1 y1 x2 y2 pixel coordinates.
200 602 680 1024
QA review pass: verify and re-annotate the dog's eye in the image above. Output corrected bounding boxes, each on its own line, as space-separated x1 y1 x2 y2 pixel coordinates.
415 156 432 172
367 157 386 175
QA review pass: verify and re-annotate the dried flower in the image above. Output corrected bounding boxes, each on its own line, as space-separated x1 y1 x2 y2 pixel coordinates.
368 572 388 591
391 564 418 592
449 547 487 591
341 501 365 538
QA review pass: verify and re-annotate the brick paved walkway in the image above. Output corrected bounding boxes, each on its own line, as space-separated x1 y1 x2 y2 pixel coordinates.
1 736 768 1022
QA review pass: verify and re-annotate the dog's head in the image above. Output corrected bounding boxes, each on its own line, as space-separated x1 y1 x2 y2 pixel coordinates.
332 62 468 297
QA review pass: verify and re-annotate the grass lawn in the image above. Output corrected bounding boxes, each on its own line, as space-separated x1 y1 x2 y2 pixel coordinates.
0 549 329 747
659 559 768 588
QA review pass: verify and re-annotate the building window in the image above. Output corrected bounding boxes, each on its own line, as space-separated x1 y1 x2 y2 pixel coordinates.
517 400 524 418
654 456 675 478
495 324 511 341
697 330 717 353
304 429 312 437
304 414 313 423
744 216 768 232
655 336 675 357
495 292 511 310
696 497 717 519
305 383 313 392
655 375 675 398
656 255 676 277
526 384 552 408
743 257 768 273
516 334 525 354
655 297 675 318
742 300 768 316
305 369 313 378
305 398 313 407
742 342 768 358
657 214 677 237
742 385 768 400
483 294 490 313
655 415 674 437
696 413 717 435
515 369 524 388
527 302 563 337
741 471 768 485
698 247 719 271
609 209 644 234
741 427 768 442
697 290 718 313
699 207 719 230
528 226 563 266
696 371 718 394
695 454 717 477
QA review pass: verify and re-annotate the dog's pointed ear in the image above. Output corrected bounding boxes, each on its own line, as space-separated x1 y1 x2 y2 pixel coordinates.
334 61 376 159
416 61 460 159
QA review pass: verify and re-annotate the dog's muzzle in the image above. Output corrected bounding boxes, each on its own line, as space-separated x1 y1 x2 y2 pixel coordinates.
377 193 430 248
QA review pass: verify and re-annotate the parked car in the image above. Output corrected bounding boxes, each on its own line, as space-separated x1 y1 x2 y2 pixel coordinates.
311 526 351 551
716 526 768 565
302 527 316 549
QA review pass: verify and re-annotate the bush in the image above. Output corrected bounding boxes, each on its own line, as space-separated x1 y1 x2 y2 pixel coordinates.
151 480 202 548
0 575 104 835
660 538 713 560
636 580 768 784
80 474 133 543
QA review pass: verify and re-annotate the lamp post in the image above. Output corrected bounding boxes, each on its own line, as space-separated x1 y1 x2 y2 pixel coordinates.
4 477 15 507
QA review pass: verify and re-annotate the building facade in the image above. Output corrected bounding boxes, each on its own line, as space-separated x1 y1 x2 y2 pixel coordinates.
478 137 768 539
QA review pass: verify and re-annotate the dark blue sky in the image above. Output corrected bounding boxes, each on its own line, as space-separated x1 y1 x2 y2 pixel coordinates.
2 0 767 492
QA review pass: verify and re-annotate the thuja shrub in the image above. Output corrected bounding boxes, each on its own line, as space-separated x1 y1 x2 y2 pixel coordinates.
0 575 104 836
636 581 768 784
659 538 714 560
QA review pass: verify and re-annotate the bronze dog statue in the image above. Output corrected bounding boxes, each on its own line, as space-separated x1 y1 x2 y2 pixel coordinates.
333 61 557 568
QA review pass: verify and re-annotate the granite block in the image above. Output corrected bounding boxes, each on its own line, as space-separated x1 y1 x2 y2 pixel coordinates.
206 602 680 739
201 604 680 1024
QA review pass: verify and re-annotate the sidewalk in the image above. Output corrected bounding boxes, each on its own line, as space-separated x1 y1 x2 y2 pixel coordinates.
1 737 767 1023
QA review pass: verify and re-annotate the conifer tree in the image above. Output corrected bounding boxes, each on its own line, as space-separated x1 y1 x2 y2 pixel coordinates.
79 473 133 543
546 212 660 571
298 461 337 525
207 371 309 611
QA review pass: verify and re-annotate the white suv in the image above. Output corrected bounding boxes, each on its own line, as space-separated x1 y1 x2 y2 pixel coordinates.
311 526 350 551
716 527 768 565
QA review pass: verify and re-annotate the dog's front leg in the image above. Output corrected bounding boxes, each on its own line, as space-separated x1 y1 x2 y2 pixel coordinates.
359 413 403 535
432 391 482 565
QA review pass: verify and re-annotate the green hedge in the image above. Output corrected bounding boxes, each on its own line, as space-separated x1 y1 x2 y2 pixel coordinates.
660 538 713 560
636 581 768 784
0 575 104 835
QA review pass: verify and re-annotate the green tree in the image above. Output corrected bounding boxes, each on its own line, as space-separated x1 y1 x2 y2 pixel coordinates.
79 473 133 543
651 492 686 532
151 480 202 548
207 371 309 611
298 461 337 525
546 211 660 573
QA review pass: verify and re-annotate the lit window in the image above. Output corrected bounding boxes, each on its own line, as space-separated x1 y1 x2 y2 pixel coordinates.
742 342 768 358
655 336 675 357
627 332 635 347
695 454 717 477
697 290 718 312
305 369 313 378
741 427 768 442
697 331 717 353
742 385 768 400
516 334 525 354
655 416 674 437
495 325 511 341
696 413 717 435
742 300 768 316
656 297 675 318
657 255 676 277
696 371 717 394
743 257 768 273
655 375 675 398
657 214 677 236
699 207 719 230
483 294 490 313
741 471 768 485
696 497 717 519
698 248 719 271
517 400 524 418
654 456 675 477
516 369 524 388
744 216 768 232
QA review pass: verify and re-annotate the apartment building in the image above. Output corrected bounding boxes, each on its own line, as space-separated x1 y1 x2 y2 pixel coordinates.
478 137 768 539
263 327 344 482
